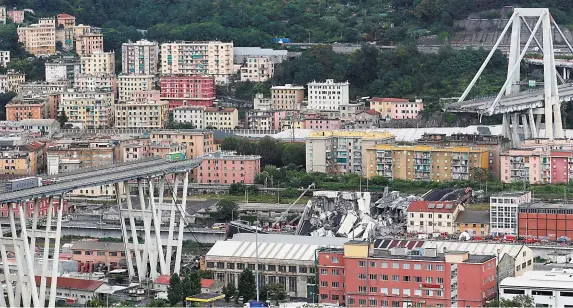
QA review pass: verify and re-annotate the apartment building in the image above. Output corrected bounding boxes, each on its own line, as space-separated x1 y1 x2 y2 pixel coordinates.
253 93 271 110
370 97 424 120
121 40 159 75
5 97 47 121
500 147 573 184
0 119 60 137
364 145 490 182
75 33 103 56
7 9 24 24
0 198 69 218
204 107 238 129
114 100 168 129
55 26 74 51
56 13 76 28
419 133 509 180
0 6 6 24
306 131 395 174
455 211 490 236
17 23 56 56
121 138 185 162
80 51 115 75
246 110 273 130
18 82 67 96
74 74 117 98
172 106 205 128
45 57 81 83
307 79 350 111
489 191 532 236
194 151 261 184
150 130 215 158
60 89 114 128
0 50 9 67
318 241 497 307
339 102 366 123
47 140 118 168
240 56 274 82
346 110 381 129
270 84 305 110
0 71 26 93
160 41 234 78
407 201 462 234
70 241 127 268
118 74 155 101
0 141 45 175
159 75 216 108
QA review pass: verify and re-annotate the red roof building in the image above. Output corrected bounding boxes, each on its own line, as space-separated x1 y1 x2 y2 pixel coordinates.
34 276 105 304
407 201 462 234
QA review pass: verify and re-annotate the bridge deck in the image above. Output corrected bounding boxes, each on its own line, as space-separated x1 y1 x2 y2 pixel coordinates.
0 158 201 203
446 84 573 114
47 157 165 182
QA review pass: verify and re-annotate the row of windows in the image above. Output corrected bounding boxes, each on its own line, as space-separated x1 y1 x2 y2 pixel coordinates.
355 261 445 271
72 250 125 257
356 273 445 284
206 261 313 273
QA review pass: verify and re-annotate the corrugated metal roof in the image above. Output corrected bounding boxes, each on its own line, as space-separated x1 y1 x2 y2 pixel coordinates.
207 234 350 262
422 241 527 260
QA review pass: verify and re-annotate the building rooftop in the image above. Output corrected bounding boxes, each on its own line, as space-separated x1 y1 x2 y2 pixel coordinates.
455 211 490 224
307 130 393 139
422 240 529 261
491 191 529 198
70 241 125 251
204 107 236 113
372 97 409 103
202 151 260 160
233 47 288 56
34 276 104 292
271 84 305 90
519 202 573 210
501 269 573 290
407 201 457 213
322 246 495 263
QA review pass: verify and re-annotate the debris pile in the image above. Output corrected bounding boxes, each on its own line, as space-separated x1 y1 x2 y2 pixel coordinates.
295 189 419 239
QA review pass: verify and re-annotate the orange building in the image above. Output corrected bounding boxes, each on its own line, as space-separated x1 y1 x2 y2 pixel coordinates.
70 241 128 268
5 101 46 121
150 131 216 158
518 203 573 240
76 33 104 56
56 13 76 28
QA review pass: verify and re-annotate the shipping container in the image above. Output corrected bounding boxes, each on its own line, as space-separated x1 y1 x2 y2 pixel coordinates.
165 152 185 162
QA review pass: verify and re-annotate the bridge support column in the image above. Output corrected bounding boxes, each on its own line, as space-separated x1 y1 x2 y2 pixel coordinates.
522 114 531 139
511 113 521 147
502 113 511 138
528 109 538 138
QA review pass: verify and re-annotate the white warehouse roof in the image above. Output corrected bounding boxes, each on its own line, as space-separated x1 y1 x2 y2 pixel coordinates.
206 234 351 262
501 269 573 289
422 241 530 261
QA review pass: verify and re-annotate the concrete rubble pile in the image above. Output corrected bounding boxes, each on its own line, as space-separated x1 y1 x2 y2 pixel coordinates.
296 189 419 239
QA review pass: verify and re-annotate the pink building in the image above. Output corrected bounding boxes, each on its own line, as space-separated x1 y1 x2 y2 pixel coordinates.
370 97 424 120
193 151 261 184
0 198 70 218
159 75 216 109
130 89 161 102
70 241 128 269
304 118 340 130
501 148 573 184
122 138 185 162
8 10 25 23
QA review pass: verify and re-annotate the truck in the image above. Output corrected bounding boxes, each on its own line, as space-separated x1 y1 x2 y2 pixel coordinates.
4 177 42 192
165 152 185 162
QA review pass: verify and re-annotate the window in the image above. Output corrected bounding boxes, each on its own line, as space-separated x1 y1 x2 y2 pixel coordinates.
358 273 367 280
332 256 339 263
436 265 444 271
320 294 328 300
381 288 388 295
392 263 399 269
392 288 400 295
320 281 328 287
426 277 433 283
348 298 355 305
436 290 443 297
332 282 340 288
532 290 552 296
392 301 401 307
382 301 389 307
289 266 297 273
332 269 339 276
85 251 92 256
403 263 410 269
299 266 307 273
403 289 411 296
369 299 377 306
414 276 422 283
425 290 433 296
331 294 339 301
237 263 245 270
381 274 389 281
73 251 82 255
268 265 276 271
414 264 422 270
359 299 367 306
414 289 422 296
392 275 399 281
381 262 388 268
426 264 433 270
437 277 444 284
358 261 366 267
403 276 411 282
358 286 367 293
320 269 328 275
227 263 235 269
369 274 377 280
370 287 377 293
560 291 573 297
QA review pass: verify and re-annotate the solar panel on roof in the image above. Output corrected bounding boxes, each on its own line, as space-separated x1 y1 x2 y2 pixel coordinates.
436 203 444 209
428 203 436 209
445 204 453 209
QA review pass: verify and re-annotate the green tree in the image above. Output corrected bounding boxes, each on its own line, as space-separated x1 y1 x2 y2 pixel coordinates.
147 299 168 307
167 273 183 306
237 268 256 304
182 270 202 297
266 282 287 305
485 295 534 307
86 297 105 307
0 92 16 120
216 199 239 222
223 282 237 302
281 143 306 169
56 110 68 128
257 136 283 167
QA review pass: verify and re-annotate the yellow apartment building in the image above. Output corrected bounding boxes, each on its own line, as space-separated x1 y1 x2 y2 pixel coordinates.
150 131 216 158
270 84 305 110
364 144 490 181
306 131 395 174
160 41 234 77
81 51 115 75
117 74 155 101
75 33 104 56
203 107 238 129
114 100 168 129
17 23 56 56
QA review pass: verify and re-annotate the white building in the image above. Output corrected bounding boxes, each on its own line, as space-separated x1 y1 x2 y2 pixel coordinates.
45 58 81 83
0 50 9 67
34 276 107 305
240 56 274 82
121 39 159 75
406 201 462 234
172 106 205 128
307 79 350 111
500 269 573 307
233 47 288 64
160 41 233 78
490 191 532 236
253 93 271 110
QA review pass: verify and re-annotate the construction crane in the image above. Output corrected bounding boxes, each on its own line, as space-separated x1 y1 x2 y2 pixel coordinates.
272 183 315 229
